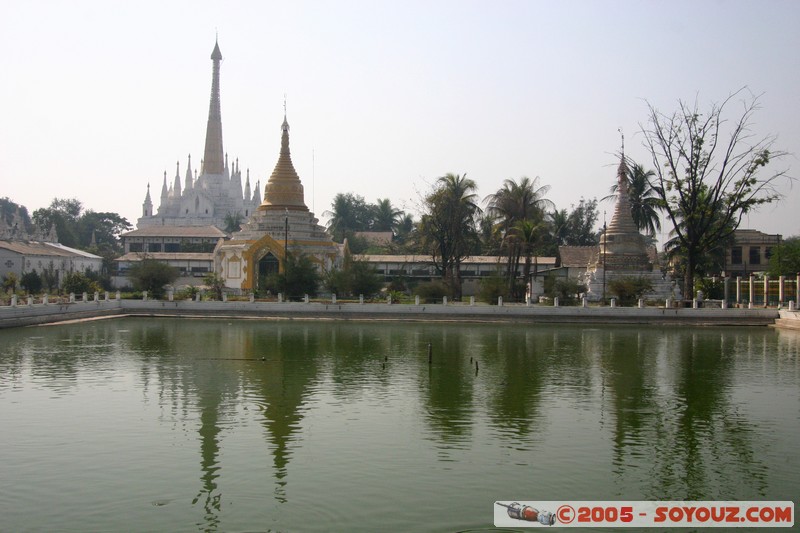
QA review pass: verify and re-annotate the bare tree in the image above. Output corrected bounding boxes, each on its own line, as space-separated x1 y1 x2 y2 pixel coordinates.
640 89 789 298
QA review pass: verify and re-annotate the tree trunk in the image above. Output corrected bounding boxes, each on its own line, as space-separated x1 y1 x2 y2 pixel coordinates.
683 253 695 302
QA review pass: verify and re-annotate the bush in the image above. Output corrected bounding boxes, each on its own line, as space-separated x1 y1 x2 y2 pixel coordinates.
413 280 449 302
543 274 586 304
61 271 98 295
478 273 509 304
127 259 178 299
608 276 654 306
2 272 18 294
20 271 43 294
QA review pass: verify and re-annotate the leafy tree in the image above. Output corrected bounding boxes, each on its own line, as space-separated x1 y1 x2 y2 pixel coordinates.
767 236 800 277
608 276 654 306
418 173 481 299
78 211 132 248
127 259 178 299
20 271 43 294
203 272 226 300
33 198 82 246
327 258 383 297
2 272 18 294
41 261 58 292
641 90 788 298
543 274 586 304
61 271 95 295
32 198 130 253
563 197 599 246
274 253 321 298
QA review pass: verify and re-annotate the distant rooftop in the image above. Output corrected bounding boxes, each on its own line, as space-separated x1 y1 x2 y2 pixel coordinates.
121 226 226 239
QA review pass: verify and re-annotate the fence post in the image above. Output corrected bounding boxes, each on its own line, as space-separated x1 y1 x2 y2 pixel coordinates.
779 276 785 307
610 298 616 308
554 296 560 307
469 296 475 306
638 298 644 309
498 296 503 307
764 275 770 307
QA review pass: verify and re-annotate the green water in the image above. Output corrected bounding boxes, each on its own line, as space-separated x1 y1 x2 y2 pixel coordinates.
0 318 797 532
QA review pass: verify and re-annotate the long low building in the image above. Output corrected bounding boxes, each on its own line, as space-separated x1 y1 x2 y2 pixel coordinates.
0 240 103 288
356 254 558 297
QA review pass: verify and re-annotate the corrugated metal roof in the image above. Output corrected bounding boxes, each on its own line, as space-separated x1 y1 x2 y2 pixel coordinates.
0 240 101 259
355 254 557 265
120 226 226 238
116 252 214 262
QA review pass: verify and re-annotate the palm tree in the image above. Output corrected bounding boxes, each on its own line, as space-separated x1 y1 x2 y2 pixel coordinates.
370 198 403 232
548 208 570 246
324 193 369 242
419 173 481 298
485 176 554 289
510 219 545 291
605 161 664 237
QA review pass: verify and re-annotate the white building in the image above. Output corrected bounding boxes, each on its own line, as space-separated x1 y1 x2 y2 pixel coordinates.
0 240 102 289
136 40 261 231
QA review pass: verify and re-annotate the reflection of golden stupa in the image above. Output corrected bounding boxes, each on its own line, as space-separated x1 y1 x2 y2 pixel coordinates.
214 108 344 292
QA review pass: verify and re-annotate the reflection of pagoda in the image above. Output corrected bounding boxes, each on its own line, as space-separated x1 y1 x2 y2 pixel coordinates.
583 150 675 301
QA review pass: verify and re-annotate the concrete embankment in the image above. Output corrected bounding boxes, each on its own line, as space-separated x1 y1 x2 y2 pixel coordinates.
0 299 783 329
774 309 800 331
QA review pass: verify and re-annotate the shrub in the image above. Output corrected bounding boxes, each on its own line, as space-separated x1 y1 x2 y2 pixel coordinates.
543 273 586 304
20 271 43 294
478 273 509 304
608 276 654 306
62 271 97 295
127 259 178 299
413 280 449 303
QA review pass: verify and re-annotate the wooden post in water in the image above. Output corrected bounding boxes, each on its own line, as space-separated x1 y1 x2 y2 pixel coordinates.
427 342 432 365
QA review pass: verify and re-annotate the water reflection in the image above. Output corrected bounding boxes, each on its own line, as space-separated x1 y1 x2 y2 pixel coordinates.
0 319 795 532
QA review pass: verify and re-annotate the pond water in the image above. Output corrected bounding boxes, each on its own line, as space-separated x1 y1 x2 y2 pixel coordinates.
0 318 798 532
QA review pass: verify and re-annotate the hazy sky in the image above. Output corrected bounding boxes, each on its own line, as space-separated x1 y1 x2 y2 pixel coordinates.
2 0 799 242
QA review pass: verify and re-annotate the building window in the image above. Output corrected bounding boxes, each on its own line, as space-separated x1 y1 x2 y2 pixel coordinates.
129 243 143 252
749 246 761 265
731 247 742 265
148 243 162 252
165 243 180 252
